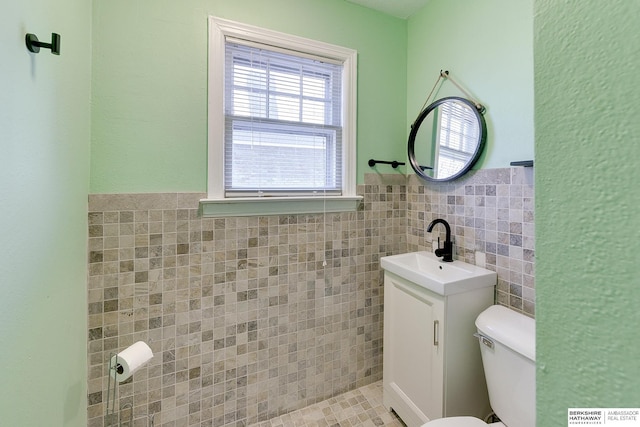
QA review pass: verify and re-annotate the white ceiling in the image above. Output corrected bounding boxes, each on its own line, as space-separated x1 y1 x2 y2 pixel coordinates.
345 0 431 19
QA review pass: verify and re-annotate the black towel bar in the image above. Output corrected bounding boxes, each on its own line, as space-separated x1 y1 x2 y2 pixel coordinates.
368 159 432 170
368 159 404 168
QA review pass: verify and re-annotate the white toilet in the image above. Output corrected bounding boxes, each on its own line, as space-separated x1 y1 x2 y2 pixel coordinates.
422 305 535 427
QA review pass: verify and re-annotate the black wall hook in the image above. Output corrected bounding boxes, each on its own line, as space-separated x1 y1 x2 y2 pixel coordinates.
26 33 61 55
510 160 534 167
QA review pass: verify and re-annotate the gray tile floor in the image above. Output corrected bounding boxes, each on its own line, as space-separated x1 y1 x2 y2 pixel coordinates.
249 381 405 427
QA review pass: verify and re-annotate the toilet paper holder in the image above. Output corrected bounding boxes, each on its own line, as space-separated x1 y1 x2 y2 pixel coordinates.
106 354 133 427
105 341 154 426
106 341 153 427
113 361 124 375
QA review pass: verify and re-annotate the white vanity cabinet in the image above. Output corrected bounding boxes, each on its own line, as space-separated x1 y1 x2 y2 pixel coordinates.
382 270 494 427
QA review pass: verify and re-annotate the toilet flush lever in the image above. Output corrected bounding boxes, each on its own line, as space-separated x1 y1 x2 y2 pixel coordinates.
473 333 494 349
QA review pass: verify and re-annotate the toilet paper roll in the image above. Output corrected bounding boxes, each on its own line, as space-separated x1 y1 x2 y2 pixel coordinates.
110 341 153 382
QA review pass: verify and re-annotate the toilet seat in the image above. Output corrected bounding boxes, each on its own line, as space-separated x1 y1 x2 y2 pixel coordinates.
421 416 488 426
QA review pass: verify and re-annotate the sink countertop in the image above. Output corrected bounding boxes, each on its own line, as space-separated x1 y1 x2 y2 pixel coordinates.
380 251 497 296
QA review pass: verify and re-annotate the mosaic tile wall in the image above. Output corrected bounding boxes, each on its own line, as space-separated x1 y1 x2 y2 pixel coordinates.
406 167 535 316
87 175 407 427
86 169 534 426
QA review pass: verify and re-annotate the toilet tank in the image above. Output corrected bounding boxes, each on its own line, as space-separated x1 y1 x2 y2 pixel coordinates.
475 305 535 427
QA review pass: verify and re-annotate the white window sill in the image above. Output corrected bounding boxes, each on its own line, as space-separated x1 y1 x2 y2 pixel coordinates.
199 196 363 218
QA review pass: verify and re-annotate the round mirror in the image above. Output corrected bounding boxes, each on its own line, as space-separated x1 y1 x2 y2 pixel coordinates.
408 96 486 182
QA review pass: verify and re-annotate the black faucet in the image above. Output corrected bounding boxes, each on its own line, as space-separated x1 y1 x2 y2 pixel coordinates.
427 218 453 262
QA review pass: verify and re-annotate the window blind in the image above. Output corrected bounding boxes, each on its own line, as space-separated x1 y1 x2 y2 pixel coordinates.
224 39 344 197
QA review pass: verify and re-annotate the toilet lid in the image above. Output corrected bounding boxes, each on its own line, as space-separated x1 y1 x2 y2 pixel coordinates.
421 416 488 427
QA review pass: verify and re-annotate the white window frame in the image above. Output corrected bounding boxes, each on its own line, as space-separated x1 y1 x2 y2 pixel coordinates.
202 17 360 217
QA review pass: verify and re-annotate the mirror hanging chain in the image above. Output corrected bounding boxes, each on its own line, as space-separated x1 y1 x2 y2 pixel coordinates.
418 70 485 117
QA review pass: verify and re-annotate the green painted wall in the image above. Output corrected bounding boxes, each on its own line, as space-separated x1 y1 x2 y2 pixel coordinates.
407 0 534 169
0 1 91 426
90 0 407 193
535 0 640 423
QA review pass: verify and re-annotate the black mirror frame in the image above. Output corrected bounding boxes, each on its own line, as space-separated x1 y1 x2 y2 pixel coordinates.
407 96 487 182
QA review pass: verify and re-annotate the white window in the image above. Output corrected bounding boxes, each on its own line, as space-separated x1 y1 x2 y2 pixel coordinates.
203 17 360 217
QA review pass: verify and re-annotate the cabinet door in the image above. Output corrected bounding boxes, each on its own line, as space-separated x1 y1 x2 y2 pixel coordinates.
383 273 445 424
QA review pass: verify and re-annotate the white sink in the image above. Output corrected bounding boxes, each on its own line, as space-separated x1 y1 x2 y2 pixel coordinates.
380 251 497 296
